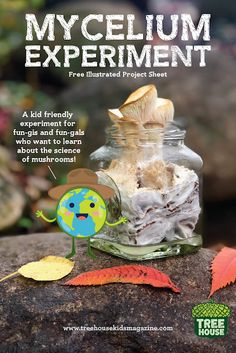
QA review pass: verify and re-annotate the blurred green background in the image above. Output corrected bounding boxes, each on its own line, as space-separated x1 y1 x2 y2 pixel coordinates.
0 0 235 250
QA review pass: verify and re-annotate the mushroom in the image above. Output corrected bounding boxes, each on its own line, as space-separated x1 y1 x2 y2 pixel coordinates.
108 84 174 127
107 84 174 161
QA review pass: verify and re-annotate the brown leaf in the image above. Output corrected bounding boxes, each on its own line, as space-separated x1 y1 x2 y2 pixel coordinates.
64 265 180 293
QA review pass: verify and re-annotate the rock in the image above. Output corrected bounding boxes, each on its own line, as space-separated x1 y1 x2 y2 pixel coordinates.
0 233 235 353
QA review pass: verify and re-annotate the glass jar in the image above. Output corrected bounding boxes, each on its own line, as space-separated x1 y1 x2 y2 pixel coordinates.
89 122 203 260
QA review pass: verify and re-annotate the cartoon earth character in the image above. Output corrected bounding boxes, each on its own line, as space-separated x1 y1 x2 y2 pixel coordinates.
36 169 127 258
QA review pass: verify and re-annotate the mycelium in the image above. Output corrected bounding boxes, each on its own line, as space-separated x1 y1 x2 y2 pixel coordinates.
98 85 201 245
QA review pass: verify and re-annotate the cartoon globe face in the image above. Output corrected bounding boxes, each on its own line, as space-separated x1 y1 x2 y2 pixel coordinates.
56 187 107 237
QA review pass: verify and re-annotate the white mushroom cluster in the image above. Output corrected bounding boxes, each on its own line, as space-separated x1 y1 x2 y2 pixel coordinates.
108 84 174 128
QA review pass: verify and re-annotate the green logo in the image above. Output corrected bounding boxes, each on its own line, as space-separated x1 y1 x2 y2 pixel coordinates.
192 300 231 338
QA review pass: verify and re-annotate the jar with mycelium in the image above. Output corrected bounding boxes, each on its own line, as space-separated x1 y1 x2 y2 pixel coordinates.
89 121 203 261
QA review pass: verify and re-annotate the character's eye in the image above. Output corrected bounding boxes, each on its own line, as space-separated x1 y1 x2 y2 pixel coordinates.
69 203 74 208
90 202 95 208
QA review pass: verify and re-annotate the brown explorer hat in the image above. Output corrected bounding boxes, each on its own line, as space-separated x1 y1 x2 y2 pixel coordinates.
48 168 115 200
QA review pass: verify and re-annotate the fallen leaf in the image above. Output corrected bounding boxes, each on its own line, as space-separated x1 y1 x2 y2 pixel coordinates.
64 265 180 293
209 247 236 297
0 256 74 282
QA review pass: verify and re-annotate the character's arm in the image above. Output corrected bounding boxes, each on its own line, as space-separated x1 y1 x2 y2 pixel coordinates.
105 216 128 227
35 210 56 223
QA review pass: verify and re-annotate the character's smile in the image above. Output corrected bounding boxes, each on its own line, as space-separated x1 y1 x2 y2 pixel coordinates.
76 213 88 220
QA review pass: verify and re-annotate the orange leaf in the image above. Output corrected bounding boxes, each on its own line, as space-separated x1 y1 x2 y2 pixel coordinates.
209 247 236 297
64 265 180 293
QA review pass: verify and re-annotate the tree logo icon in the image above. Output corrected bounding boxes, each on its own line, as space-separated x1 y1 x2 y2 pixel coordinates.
192 300 231 338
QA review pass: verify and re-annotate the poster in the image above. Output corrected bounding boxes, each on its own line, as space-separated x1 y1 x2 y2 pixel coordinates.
0 1 235 352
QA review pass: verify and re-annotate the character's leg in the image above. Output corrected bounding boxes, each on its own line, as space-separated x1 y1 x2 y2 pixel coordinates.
86 237 96 259
65 237 76 259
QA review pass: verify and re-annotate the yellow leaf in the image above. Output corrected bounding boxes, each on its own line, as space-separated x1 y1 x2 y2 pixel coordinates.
0 256 74 282
18 256 74 281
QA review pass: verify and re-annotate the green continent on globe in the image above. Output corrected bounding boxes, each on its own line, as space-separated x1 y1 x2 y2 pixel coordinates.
81 189 106 232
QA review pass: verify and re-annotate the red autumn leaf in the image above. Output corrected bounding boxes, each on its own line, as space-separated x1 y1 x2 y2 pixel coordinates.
209 246 236 297
64 265 180 293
